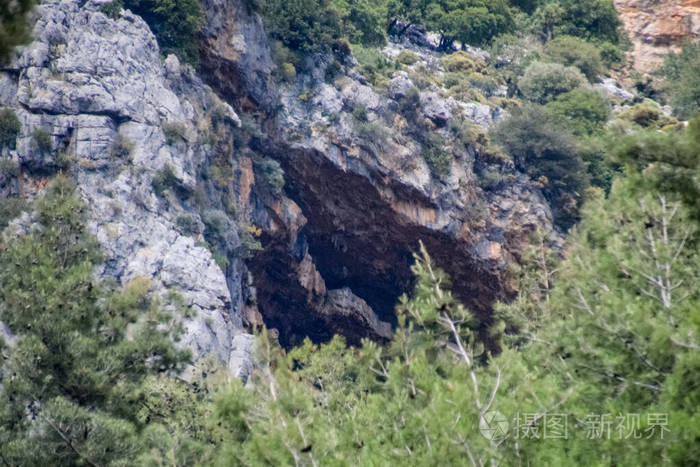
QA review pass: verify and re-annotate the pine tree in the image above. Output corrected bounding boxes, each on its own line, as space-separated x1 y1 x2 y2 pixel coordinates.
0 175 193 465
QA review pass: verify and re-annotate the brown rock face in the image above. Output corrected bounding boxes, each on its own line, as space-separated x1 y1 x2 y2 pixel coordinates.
615 0 700 72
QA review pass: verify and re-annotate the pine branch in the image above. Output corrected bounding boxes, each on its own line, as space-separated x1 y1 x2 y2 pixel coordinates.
34 404 99 467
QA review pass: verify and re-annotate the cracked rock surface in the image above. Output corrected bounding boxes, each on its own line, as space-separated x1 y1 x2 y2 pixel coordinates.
0 0 253 380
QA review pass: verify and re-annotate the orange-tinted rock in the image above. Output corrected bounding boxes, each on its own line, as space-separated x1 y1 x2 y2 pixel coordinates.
615 0 700 72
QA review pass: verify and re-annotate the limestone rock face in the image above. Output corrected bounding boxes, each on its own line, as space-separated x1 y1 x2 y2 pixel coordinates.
595 78 636 101
2 0 558 362
614 0 700 72
199 0 276 111
200 10 555 349
0 0 253 380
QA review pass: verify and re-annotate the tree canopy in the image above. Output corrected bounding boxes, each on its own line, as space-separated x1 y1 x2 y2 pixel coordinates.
0 0 36 65
0 176 198 465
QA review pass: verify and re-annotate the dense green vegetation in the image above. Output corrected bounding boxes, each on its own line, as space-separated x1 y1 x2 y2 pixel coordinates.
493 105 587 228
100 0 205 64
662 42 700 120
0 176 209 464
3 124 699 465
207 122 700 466
0 108 21 150
0 0 36 65
263 0 624 55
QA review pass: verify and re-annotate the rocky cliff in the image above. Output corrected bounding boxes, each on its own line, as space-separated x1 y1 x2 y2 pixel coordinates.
615 0 700 72
1 0 555 373
201 0 555 349
0 0 254 380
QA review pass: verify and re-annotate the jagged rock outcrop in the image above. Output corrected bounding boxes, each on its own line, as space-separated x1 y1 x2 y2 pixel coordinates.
199 1 555 348
2 0 557 361
615 0 700 72
199 0 276 111
0 0 254 379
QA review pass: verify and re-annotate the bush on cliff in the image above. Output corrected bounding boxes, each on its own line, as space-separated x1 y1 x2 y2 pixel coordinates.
662 41 700 120
123 0 205 65
542 35 604 82
0 0 36 65
518 61 587 104
544 87 611 136
492 105 588 228
264 0 386 53
0 108 21 150
0 175 199 465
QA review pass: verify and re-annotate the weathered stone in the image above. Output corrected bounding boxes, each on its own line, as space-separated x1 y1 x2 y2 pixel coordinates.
2 0 558 365
459 102 503 128
389 72 415 100
595 78 635 101
420 91 452 126
199 0 276 111
0 0 253 374
614 0 700 72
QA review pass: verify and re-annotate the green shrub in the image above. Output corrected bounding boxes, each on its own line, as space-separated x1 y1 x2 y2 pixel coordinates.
32 128 52 153
599 40 624 66
408 65 437 90
253 157 285 196
443 74 488 103
264 0 342 53
577 135 619 192
351 103 369 122
420 0 514 49
491 105 588 228
662 42 700 120
351 44 392 86
175 214 200 236
542 35 603 82
423 144 451 178
0 157 19 179
324 59 343 82
212 250 230 271
152 164 179 197
441 51 487 74
531 0 621 44
0 108 21 150
478 167 505 190
518 61 587 104
237 227 263 259
99 0 123 20
281 62 297 81
55 151 74 169
209 164 233 189
202 209 229 244
270 40 301 70
448 117 480 147
110 134 134 159
264 0 386 52
618 101 678 129
555 0 622 44
123 0 204 65
0 0 36 65
466 73 504 97
544 88 610 136
353 120 389 148
0 196 27 231
336 0 386 46
396 50 419 65
163 122 187 144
